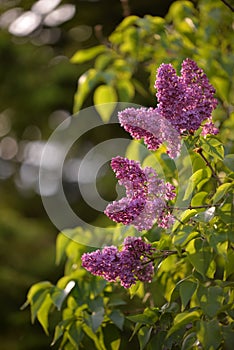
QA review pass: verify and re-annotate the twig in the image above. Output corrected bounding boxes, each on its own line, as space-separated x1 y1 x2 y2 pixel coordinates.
195 147 222 185
221 0 234 12
120 0 131 17
171 204 219 210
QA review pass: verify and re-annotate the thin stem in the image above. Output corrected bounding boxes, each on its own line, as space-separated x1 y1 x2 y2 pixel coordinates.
221 0 234 11
171 204 219 210
195 147 222 185
145 249 181 264
120 0 131 17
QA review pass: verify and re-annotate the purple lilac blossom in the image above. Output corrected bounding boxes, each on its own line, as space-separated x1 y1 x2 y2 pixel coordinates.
118 107 181 158
104 156 176 231
118 58 218 158
81 236 155 288
155 58 218 134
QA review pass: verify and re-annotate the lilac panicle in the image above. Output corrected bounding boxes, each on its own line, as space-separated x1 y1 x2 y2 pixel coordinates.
155 58 218 134
81 236 155 288
118 58 218 158
118 107 181 158
104 156 175 231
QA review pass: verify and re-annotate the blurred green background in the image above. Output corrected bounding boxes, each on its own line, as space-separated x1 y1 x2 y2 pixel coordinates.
0 1 176 348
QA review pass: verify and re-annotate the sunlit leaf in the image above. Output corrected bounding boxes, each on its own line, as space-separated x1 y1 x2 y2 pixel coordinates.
125 140 149 163
179 280 197 310
197 285 224 318
51 318 74 346
94 85 118 123
212 182 233 204
224 250 234 279
116 80 135 101
222 325 234 350
82 323 105 350
190 191 208 206
186 238 213 277
71 45 106 64
201 137 224 161
138 326 153 350
183 168 211 201
37 293 53 335
127 308 159 325
173 226 199 247
196 319 222 350
67 322 84 349
167 310 201 337
56 232 70 265
50 281 75 311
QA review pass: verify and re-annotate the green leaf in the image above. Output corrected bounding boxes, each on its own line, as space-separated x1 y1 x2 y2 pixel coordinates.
186 239 213 277
94 85 118 122
26 281 52 303
210 76 231 102
82 323 106 350
113 15 139 31
222 325 234 350
223 154 234 171
91 307 104 332
201 137 224 161
183 169 211 201
51 325 64 346
173 226 199 247
24 281 53 323
116 80 135 101
137 326 153 350
102 325 121 350
56 232 70 265
212 182 233 204
218 193 234 224
197 319 222 350
224 250 234 279
197 285 224 318
50 281 75 311
31 290 50 324
125 140 149 163
128 280 145 299
167 310 201 338
71 45 106 64
67 322 84 349
127 308 159 325
51 318 74 346
193 206 216 223
173 209 198 232
181 332 197 350
37 293 53 335
73 69 101 112
190 191 208 206
109 310 124 330
179 280 197 311
95 53 113 70
147 332 167 350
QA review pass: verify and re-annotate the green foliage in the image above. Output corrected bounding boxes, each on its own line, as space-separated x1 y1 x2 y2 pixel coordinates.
25 0 234 349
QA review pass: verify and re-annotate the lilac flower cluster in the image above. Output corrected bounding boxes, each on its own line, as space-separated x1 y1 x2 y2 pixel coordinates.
118 58 218 158
155 58 218 133
104 156 175 231
118 107 181 158
81 236 155 288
